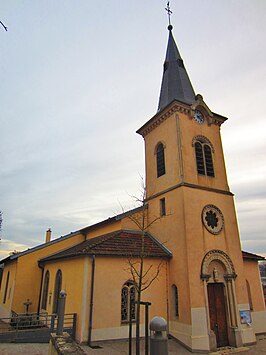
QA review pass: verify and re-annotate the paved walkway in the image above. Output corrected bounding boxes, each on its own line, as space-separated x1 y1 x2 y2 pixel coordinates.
80 335 266 355
0 335 265 354
0 343 48 355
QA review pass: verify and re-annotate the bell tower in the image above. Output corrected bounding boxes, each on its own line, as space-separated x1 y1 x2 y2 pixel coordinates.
138 24 230 200
137 20 257 352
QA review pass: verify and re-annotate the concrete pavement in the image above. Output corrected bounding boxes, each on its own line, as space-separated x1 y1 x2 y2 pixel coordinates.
0 334 265 354
0 343 48 354
80 335 266 354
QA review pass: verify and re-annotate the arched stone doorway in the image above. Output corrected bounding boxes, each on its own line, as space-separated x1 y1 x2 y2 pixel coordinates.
201 250 242 350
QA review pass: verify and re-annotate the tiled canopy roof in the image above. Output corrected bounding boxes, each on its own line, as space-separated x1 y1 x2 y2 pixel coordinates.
39 230 172 263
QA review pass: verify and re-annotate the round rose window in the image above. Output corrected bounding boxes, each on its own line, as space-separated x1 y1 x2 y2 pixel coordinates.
202 205 224 234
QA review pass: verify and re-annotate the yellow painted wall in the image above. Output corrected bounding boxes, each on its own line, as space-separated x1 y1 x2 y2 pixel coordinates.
4 233 84 315
121 210 147 232
38 255 168 343
147 188 191 324
86 220 121 239
92 257 168 333
0 261 17 318
41 257 89 342
182 188 248 307
144 106 229 199
243 259 265 311
142 104 250 325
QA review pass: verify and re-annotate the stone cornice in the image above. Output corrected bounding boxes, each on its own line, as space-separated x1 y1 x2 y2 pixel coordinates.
136 101 190 138
146 182 233 202
136 97 228 138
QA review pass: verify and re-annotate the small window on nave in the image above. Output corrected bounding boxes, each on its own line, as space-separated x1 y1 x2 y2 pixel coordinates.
156 142 166 177
246 280 253 311
53 269 62 314
121 281 136 323
160 198 166 216
172 284 179 318
3 271 9 304
42 270 50 310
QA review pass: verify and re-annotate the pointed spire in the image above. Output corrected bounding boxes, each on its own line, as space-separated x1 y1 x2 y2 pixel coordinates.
158 25 196 111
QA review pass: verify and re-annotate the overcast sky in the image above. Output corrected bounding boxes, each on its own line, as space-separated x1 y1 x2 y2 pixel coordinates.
1 0 266 259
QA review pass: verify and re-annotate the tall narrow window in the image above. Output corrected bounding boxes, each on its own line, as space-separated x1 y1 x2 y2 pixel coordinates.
246 280 253 311
0 268 3 290
194 138 214 177
121 281 136 323
195 142 205 175
156 143 166 177
42 270 50 310
53 270 62 314
172 284 179 318
160 198 166 216
204 145 214 177
3 271 10 304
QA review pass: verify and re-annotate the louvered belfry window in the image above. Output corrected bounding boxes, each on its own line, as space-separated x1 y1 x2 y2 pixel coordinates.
156 143 166 177
195 142 205 175
195 140 214 177
204 145 214 177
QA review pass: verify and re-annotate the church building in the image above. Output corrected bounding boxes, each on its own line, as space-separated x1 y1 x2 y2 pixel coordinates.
0 19 265 353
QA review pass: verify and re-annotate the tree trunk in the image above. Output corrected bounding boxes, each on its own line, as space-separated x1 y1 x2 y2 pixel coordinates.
136 255 144 355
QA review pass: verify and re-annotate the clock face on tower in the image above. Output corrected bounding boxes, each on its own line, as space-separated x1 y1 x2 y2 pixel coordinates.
194 110 204 124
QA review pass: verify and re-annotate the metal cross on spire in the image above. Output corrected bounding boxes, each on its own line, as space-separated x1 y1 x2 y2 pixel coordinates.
165 1 172 26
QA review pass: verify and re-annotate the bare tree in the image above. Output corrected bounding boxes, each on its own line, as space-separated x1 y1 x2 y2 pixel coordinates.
124 182 170 355
0 211 2 232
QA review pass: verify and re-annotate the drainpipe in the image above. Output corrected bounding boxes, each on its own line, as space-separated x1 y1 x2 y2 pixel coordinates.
37 262 44 315
88 255 95 347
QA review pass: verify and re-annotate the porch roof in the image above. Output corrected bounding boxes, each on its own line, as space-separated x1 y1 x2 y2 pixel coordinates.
39 229 172 263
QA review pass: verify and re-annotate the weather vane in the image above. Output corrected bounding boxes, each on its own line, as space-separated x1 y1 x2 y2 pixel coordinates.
165 1 172 26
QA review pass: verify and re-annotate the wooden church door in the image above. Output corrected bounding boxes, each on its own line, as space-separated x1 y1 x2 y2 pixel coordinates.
207 283 229 347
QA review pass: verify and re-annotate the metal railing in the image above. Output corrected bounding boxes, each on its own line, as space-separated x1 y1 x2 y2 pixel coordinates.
0 312 77 343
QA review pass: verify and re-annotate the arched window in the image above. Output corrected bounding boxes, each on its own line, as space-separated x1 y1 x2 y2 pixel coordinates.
172 284 179 318
121 281 136 322
156 143 166 177
41 270 50 310
3 271 9 304
194 137 214 177
53 270 62 314
246 280 253 311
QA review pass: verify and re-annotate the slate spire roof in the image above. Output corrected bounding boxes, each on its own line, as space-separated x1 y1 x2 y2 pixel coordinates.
158 25 196 111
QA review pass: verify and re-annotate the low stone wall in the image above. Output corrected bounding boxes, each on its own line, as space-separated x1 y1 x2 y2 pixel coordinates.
49 332 85 355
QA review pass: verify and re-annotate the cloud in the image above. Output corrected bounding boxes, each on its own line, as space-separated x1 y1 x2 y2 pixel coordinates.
1 1 266 259
0 239 30 259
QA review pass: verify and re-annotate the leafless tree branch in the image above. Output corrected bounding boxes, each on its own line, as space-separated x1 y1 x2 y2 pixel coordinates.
0 21 7 31
141 260 164 292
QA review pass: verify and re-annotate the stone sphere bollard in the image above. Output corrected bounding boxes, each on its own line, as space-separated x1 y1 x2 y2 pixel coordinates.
150 316 168 355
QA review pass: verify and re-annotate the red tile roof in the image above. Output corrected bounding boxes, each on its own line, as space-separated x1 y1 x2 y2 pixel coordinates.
39 230 172 263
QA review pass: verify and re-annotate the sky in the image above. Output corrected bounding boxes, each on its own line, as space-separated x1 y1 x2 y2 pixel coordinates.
0 0 266 259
